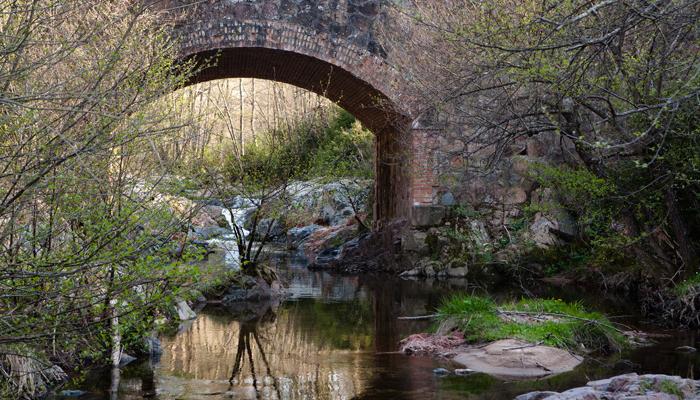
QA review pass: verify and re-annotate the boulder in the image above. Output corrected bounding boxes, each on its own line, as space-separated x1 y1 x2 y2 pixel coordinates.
519 373 700 400
287 224 322 246
527 189 578 248
201 205 229 228
191 210 219 229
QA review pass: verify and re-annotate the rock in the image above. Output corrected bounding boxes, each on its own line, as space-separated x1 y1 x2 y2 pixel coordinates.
174 299 196 320
554 387 600 399
401 230 429 255
454 368 475 376
453 339 583 379
469 220 490 247
202 205 229 228
248 218 285 241
426 228 449 255
400 267 423 277
675 345 697 353
119 353 137 367
287 224 321 246
411 205 446 228
222 276 285 303
440 192 456 206
521 373 700 400
144 336 162 356
191 210 219 229
529 213 560 248
515 392 559 400
432 368 451 376
527 189 578 248
446 266 468 278
314 246 343 265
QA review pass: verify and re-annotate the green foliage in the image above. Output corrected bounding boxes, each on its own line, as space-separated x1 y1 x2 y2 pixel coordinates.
673 272 700 296
220 108 374 186
530 163 638 268
658 379 683 398
438 295 626 353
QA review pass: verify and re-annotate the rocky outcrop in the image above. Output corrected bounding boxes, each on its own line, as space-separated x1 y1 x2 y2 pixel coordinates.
517 373 700 400
221 275 285 304
399 258 469 278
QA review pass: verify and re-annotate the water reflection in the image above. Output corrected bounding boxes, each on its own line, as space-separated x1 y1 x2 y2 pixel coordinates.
149 268 470 399
70 265 700 399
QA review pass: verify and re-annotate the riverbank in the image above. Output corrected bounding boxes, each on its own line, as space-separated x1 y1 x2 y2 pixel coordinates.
50 261 700 399
35 176 699 399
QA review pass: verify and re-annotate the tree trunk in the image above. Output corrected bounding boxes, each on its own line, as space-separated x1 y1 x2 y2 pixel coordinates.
239 79 244 156
665 187 698 276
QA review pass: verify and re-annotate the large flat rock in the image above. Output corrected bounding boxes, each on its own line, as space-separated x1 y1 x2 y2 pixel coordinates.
453 339 583 379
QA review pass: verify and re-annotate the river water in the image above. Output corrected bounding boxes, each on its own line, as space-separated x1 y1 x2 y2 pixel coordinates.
68 257 700 399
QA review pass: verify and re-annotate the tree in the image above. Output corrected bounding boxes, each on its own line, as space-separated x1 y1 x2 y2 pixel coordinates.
385 0 700 275
0 1 201 397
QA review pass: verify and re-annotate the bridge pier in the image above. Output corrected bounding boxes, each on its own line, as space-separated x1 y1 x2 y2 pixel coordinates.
373 124 443 229
408 126 445 228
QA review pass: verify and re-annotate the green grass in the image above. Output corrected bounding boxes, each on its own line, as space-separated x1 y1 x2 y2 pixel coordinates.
673 272 700 296
658 379 683 398
437 295 626 354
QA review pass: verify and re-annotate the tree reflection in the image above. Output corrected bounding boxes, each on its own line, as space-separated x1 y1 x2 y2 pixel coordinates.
228 303 282 399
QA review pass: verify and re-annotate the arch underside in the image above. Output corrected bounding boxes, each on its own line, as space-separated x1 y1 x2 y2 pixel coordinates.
182 47 411 224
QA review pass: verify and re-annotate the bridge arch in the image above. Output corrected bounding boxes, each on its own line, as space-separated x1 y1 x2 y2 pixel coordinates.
157 1 437 224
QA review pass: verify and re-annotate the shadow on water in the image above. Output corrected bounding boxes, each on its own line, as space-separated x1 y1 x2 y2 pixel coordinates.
62 259 700 399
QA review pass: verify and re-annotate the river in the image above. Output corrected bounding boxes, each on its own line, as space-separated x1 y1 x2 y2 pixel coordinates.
65 256 700 399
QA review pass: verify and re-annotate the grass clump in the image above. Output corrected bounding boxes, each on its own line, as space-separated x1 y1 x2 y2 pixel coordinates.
437 295 626 354
673 272 700 296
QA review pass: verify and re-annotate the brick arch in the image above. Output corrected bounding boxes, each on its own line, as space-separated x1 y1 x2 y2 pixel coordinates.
178 45 413 224
156 1 438 225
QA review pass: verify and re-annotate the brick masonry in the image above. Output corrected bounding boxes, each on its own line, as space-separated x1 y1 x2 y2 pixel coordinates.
152 0 438 224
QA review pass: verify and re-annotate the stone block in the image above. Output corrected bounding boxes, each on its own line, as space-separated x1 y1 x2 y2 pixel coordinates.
411 205 446 228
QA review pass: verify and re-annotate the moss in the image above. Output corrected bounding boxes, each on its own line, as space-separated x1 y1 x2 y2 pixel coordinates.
437 295 626 354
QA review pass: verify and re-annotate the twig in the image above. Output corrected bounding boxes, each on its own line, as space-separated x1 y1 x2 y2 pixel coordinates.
398 314 440 320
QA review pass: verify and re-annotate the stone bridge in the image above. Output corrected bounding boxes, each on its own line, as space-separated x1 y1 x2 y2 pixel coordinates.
152 0 438 226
